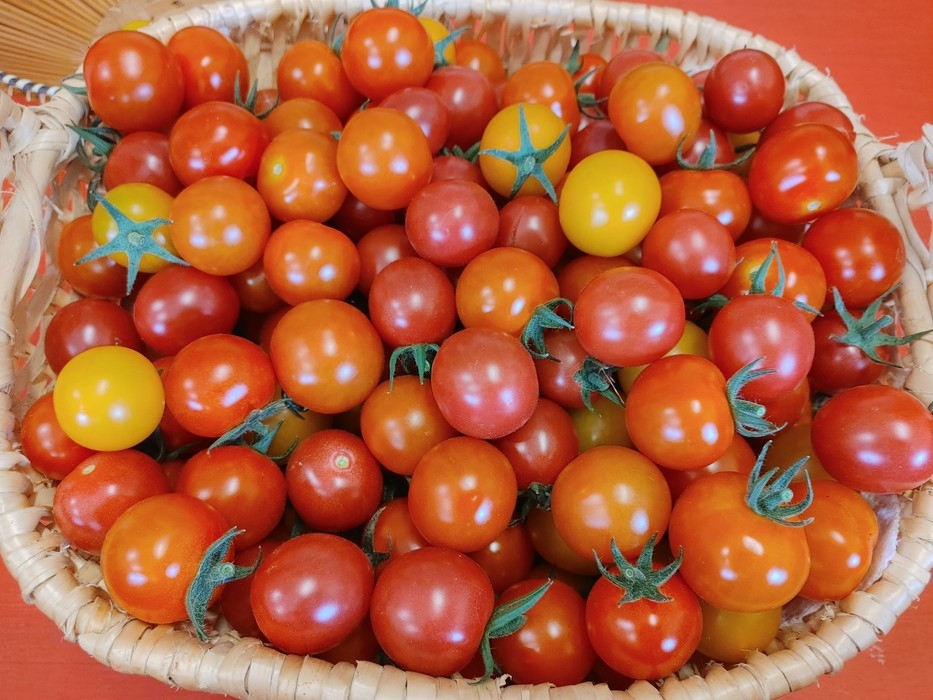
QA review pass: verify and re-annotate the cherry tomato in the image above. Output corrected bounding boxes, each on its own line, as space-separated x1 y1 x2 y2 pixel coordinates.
759 101 856 146
166 25 249 108
702 49 785 133
355 223 416 295
496 195 566 268
262 97 343 140
276 40 363 120
367 257 457 346
466 523 536 594
367 496 431 571
380 86 451 154
525 506 600 577
425 65 500 150
453 38 506 85
534 328 590 410
57 215 128 298
492 397 579 489
102 131 183 196
19 393 96 480
696 600 782 664
658 168 752 241
501 60 581 132
44 298 143 375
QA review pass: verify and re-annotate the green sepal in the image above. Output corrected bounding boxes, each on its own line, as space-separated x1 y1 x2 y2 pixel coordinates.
68 123 121 171
440 142 481 162
744 441 813 527
828 286 932 366
673 128 755 171
234 72 277 118
74 196 187 296
432 26 469 69
478 104 570 203
594 534 681 605
574 356 623 412
748 241 821 317
510 482 552 526
564 40 584 75
474 579 553 684
208 394 307 454
185 527 257 642
388 343 440 388
61 73 88 96
520 298 575 359
726 360 784 438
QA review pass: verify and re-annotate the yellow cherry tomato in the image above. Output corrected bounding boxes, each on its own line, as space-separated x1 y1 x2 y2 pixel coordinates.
419 17 456 65
696 599 782 663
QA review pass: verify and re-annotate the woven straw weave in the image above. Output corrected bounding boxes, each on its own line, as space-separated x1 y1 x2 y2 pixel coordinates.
1 1 932 698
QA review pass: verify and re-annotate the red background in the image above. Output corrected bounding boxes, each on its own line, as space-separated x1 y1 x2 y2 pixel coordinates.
1 1 931 698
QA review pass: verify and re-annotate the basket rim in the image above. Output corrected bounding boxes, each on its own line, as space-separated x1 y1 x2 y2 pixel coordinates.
1 1 932 699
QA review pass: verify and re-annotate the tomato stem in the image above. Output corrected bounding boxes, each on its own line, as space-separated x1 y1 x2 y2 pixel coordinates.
574 356 624 412
185 527 258 642
520 298 575 359
726 360 784 437
511 483 553 525
595 534 681 605
744 441 813 527
209 394 307 456
388 343 440 388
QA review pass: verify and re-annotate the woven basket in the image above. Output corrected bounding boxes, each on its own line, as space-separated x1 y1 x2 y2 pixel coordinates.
2 0 932 698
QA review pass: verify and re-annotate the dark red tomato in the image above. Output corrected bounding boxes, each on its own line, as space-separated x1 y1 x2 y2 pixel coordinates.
257 128 347 223
702 49 785 133
466 523 536 594
360 376 459 477
262 219 360 305
58 214 128 298
328 191 400 242
100 492 231 624
555 254 635 305
53 449 170 554
550 445 672 562
44 298 142 375
368 256 457 347
759 101 857 146
496 195 566 268
175 445 287 550
596 48 665 101
624 355 735 472
494 578 596 685
83 30 184 134
673 119 736 169
811 384 933 493
163 333 277 438
218 538 283 640
640 209 737 300
408 436 518 552
251 533 374 655
340 7 435 102
405 178 500 267
132 265 240 357
431 326 539 439
336 107 434 211
425 65 500 150
747 123 859 225
720 238 827 320
169 101 269 185
501 60 581 132
708 294 815 402
19 393 96 480
228 260 285 315
102 131 183 196
455 247 560 336
658 168 752 241
808 309 889 394
586 562 702 681
368 496 431 571
370 546 495 676
355 223 416 295
568 120 627 170
169 175 272 276
166 25 249 108
380 87 452 154
262 97 343 140
275 40 363 121
269 299 385 415
533 328 590 410
800 207 906 309
574 266 686 368
493 397 579 489
285 429 384 533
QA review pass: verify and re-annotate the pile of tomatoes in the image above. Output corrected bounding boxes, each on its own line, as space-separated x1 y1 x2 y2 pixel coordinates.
18 2 933 691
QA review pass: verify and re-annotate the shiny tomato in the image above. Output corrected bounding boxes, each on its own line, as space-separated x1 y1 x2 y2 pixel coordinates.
596 48 664 101
493 397 579 489
101 492 232 624
759 101 857 146
19 393 95 480
453 38 506 84
569 120 627 169
466 523 536 594
53 449 170 554
355 223 416 295
501 60 581 131
251 533 374 655
569 395 634 452
696 600 782 664
425 65 499 150
83 30 184 133
551 445 672 562
702 49 785 133
57 215 128 298
430 327 539 439
169 175 272 276
285 429 384 533
175 445 288 550
661 432 757 502
810 384 933 493
53 346 164 452
262 97 342 140
534 328 590 410
276 40 363 120
658 168 752 241
408 436 518 552
367 496 431 571
269 299 385 415
555 254 635 305
370 546 495 676
617 319 710 393
559 150 661 256
44 298 142 375
166 25 249 108
163 333 276 438
525 506 600 577
380 86 452 154
496 195 566 268
102 131 183 196
807 308 890 394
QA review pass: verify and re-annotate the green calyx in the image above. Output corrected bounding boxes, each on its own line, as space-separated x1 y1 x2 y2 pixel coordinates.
745 441 813 527
475 579 553 684
725 359 784 437
574 355 624 412
510 482 553 526
74 196 187 296
828 285 931 365
388 343 440 388
674 128 755 171
748 242 821 317
432 26 468 69
234 72 277 118
209 394 307 458
595 534 681 605
186 527 259 642
478 104 570 203
520 297 575 359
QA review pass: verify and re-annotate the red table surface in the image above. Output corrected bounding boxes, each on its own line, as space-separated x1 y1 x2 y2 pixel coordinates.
2 1 931 699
